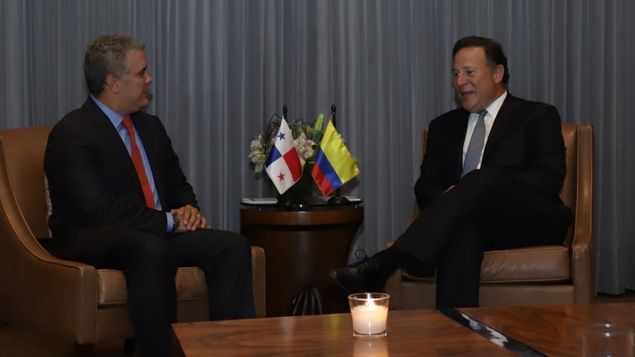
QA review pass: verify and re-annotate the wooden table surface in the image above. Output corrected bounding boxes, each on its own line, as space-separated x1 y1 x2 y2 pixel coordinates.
459 302 635 356
172 309 514 356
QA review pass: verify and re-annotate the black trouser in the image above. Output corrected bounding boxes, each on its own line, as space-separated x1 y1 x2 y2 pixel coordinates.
395 169 569 308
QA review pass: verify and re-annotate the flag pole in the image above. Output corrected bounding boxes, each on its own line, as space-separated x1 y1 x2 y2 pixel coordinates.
328 104 350 205
331 104 337 127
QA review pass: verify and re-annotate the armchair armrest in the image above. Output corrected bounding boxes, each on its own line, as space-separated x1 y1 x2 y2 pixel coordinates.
570 124 595 303
250 245 266 317
0 198 99 343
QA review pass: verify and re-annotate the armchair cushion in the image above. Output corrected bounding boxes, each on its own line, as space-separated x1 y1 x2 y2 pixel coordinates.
402 245 570 284
479 245 570 283
98 267 208 306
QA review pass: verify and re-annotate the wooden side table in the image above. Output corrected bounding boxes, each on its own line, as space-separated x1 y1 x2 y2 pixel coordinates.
240 203 364 317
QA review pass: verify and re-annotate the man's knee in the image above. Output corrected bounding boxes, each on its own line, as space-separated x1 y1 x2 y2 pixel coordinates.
206 229 247 248
223 231 252 261
124 234 176 274
140 239 173 262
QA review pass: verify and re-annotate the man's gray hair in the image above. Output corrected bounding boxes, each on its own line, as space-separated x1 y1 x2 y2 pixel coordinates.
84 33 145 95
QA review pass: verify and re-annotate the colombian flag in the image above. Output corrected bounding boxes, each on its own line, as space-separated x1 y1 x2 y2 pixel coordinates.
311 121 360 196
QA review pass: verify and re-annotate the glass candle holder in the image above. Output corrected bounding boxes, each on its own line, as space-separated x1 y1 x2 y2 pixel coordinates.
348 292 390 337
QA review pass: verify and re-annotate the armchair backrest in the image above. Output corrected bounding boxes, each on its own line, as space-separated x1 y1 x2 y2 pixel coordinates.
0 126 52 239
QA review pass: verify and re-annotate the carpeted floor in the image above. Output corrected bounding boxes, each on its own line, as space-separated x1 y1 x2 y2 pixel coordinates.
0 323 128 357
2 291 634 356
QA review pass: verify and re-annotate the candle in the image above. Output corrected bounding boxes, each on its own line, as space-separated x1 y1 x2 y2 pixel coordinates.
348 293 390 336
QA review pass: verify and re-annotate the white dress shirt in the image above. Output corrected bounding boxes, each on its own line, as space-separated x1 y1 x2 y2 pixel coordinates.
461 91 508 169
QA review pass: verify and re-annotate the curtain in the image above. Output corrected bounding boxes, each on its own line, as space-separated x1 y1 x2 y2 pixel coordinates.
1 0 633 294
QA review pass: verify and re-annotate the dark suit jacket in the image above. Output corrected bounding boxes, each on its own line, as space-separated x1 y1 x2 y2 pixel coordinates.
414 94 568 217
395 94 570 265
45 98 197 239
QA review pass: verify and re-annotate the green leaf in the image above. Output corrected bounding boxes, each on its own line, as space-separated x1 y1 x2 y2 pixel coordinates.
313 113 324 133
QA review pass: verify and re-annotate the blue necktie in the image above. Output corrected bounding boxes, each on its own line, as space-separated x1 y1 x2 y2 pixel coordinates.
462 110 487 177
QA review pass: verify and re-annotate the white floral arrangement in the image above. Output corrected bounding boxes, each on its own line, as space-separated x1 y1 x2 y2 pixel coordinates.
249 114 325 175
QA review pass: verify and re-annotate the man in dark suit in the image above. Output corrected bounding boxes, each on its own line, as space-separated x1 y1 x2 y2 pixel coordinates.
44 33 255 356
330 36 570 308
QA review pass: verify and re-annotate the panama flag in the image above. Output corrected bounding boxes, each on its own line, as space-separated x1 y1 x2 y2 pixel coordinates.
265 118 303 194
311 120 360 196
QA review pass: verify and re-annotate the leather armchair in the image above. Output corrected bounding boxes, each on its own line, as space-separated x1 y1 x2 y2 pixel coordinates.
385 122 595 308
0 126 266 351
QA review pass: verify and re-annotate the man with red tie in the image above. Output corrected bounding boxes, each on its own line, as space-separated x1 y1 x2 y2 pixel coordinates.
44 33 254 356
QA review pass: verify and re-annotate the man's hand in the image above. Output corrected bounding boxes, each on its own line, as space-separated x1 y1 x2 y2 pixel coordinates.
170 204 209 233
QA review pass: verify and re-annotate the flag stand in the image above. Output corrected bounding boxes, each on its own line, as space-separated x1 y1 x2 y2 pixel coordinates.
275 104 314 209
327 104 351 205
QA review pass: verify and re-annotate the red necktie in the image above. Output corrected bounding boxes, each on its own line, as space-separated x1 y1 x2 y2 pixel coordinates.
122 117 156 208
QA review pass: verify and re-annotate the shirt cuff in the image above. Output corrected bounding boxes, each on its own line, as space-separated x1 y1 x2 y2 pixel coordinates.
166 212 174 233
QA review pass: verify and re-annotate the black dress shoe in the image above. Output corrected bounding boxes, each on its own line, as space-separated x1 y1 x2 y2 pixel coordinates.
328 256 385 294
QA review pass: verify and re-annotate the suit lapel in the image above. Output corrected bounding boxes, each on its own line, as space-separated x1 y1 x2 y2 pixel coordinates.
454 111 470 175
482 95 520 162
83 98 146 193
83 99 131 161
